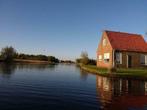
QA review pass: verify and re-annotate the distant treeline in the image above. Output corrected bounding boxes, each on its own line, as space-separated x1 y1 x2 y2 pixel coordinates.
15 53 59 63
0 46 59 63
60 60 75 64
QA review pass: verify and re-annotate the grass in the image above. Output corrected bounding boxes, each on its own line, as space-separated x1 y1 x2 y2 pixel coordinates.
79 64 109 75
116 68 147 77
79 64 147 78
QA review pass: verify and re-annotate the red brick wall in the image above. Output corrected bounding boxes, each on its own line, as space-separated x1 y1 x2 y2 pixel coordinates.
97 32 113 68
115 51 147 68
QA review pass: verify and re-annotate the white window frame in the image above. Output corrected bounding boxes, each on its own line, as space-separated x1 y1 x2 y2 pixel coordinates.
104 53 110 63
98 55 102 61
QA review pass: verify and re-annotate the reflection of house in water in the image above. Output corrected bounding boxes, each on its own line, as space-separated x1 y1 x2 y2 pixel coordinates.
96 75 147 110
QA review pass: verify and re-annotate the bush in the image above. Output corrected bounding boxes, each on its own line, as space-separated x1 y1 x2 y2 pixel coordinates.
1 46 16 62
88 59 96 65
48 56 59 63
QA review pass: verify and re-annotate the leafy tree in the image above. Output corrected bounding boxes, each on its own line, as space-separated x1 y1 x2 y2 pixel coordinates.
1 46 16 62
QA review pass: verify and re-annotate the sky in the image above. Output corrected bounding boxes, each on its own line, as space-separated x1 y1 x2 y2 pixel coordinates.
0 0 147 60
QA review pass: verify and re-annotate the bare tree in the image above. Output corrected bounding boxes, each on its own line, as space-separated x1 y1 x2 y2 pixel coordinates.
80 51 89 65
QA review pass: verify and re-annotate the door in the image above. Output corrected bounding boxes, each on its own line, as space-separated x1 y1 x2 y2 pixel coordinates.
128 55 132 68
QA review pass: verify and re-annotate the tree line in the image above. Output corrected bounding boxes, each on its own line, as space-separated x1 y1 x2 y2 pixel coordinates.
0 46 59 63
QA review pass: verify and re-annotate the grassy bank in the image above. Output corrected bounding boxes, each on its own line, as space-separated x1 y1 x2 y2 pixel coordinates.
79 64 109 75
79 64 147 78
115 68 147 77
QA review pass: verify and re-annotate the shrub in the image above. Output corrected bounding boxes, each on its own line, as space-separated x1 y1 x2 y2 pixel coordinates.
1 46 16 62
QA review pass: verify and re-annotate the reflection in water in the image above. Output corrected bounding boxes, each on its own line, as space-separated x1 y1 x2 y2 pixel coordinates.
96 75 147 110
17 63 56 71
0 63 16 78
0 64 147 110
0 63 56 78
79 69 89 80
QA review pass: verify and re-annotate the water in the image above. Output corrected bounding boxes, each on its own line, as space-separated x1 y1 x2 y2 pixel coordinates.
0 63 146 110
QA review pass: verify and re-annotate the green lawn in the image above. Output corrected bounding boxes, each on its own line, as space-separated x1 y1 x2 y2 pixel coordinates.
79 64 147 78
116 68 147 77
79 64 109 75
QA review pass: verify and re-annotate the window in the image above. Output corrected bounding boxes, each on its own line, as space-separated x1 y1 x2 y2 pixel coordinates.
140 54 147 65
104 53 110 63
98 55 102 61
116 52 122 64
103 39 107 46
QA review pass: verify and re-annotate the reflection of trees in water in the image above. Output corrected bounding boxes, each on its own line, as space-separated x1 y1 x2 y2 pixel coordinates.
96 75 147 110
0 63 57 78
79 69 89 80
0 63 16 78
16 63 56 71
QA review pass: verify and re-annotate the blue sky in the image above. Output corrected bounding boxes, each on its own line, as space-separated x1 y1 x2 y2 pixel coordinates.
0 0 147 60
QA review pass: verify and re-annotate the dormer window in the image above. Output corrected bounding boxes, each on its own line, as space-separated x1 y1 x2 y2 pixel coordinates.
103 38 107 46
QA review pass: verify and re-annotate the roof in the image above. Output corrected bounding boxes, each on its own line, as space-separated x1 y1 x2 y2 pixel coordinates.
105 30 147 53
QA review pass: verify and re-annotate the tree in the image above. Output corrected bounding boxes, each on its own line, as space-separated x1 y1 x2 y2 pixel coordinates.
80 51 89 65
48 56 59 63
36 55 48 61
1 46 16 62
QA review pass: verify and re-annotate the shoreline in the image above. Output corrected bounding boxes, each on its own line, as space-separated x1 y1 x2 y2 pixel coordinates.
79 64 147 80
14 59 57 64
0 59 57 64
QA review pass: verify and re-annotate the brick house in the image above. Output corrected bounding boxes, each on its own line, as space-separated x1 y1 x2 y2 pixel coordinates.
97 30 147 68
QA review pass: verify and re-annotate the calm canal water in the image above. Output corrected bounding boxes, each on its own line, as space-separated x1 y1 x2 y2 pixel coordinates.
0 63 146 110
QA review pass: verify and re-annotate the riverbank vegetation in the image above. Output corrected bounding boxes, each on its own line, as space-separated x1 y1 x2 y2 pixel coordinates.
116 68 147 76
80 65 147 78
76 51 96 65
76 51 109 74
79 64 109 74
15 53 59 63
0 46 17 62
0 46 59 63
